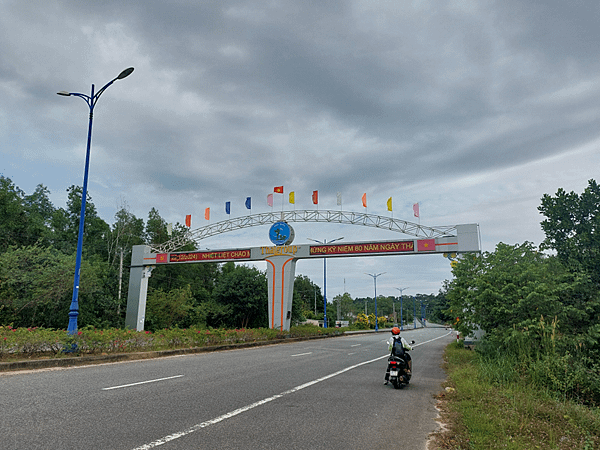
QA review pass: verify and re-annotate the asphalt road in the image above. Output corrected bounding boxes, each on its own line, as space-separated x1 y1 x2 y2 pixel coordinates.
0 326 454 450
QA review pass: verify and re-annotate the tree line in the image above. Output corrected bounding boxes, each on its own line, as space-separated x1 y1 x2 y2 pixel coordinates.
0 176 300 330
0 174 485 333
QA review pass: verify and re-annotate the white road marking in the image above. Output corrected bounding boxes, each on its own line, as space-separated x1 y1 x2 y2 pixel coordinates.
290 352 313 357
350 344 361 347
102 375 184 391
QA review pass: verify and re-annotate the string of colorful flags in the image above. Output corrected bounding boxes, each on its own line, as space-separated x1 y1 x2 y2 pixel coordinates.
183 186 420 228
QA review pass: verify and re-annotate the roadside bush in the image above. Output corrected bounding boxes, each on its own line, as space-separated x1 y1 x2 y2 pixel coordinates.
0 324 344 360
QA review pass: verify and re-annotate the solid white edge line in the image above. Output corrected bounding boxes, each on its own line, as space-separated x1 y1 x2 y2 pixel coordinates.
131 329 453 449
102 375 184 391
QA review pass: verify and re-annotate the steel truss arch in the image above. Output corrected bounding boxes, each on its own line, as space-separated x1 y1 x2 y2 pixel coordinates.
150 210 458 253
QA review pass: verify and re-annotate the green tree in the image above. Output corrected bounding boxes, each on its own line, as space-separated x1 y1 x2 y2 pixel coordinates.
22 184 55 247
446 242 598 345
51 186 110 258
212 264 268 328
0 244 102 328
144 207 169 246
107 201 145 268
0 176 28 252
293 274 322 317
539 179 600 285
145 285 195 331
331 292 354 320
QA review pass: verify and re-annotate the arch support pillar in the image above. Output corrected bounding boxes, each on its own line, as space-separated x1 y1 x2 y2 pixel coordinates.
265 255 297 331
125 245 153 331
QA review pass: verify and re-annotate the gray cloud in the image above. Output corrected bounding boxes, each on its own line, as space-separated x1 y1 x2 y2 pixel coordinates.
1 0 599 296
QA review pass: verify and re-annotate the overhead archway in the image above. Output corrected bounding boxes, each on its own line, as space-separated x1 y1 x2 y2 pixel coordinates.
127 221 481 332
150 210 459 253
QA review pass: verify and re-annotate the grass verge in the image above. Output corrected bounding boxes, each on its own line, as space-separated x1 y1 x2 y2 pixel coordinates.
430 342 600 450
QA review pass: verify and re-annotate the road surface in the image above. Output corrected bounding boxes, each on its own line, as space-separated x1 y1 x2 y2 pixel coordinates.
0 326 453 449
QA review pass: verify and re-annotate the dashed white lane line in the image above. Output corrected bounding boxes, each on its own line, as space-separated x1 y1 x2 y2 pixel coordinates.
102 375 184 391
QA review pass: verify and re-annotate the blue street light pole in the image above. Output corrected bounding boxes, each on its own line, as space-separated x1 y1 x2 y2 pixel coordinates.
413 295 417 329
307 237 344 328
395 287 409 331
58 67 134 335
366 272 385 331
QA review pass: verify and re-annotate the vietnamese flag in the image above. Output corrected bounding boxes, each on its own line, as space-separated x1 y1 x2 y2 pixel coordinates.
312 190 318 204
417 239 436 252
274 186 283 194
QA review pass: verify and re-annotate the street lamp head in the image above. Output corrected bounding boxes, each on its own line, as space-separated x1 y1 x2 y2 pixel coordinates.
117 67 134 79
57 91 71 96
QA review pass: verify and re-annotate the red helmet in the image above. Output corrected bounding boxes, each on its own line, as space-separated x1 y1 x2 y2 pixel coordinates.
391 327 401 335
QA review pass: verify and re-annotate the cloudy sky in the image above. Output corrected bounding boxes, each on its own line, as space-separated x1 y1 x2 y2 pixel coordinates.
1 1 599 301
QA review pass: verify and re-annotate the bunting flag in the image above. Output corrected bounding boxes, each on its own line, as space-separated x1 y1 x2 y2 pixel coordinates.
267 193 274 207
274 186 283 194
185 215 191 227
336 192 342 206
245 197 251 210
225 201 231 215
289 191 295 204
312 190 318 205
413 202 420 218
204 207 210 220
387 197 392 212
362 193 367 208
167 223 173 235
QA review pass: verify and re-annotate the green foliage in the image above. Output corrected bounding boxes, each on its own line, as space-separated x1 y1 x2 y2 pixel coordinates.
51 186 111 259
0 176 29 252
446 242 592 341
0 244 98 328
435 343 600 449
145 286 195 331
539 179 600 285
0 324 343 360
354 313 369 329
331 292 354 320
447 240 600 405
212 264 268 329
294 274 322 318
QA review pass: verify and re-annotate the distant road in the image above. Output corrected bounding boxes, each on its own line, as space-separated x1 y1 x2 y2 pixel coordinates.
0 326 453 450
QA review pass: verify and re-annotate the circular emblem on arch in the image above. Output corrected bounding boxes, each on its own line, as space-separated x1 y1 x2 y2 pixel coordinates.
269 221 294 246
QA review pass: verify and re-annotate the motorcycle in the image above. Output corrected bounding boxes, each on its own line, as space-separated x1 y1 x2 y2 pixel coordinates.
386 339 415 389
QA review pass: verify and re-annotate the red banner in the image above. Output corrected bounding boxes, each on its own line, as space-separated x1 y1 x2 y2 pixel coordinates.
310 240 414 256
158 249 251 263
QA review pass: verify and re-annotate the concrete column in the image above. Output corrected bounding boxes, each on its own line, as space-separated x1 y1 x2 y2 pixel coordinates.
125 245 153 331
265 255 297 331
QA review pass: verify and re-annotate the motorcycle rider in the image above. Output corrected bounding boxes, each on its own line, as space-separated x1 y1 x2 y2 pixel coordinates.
384 326 412 385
